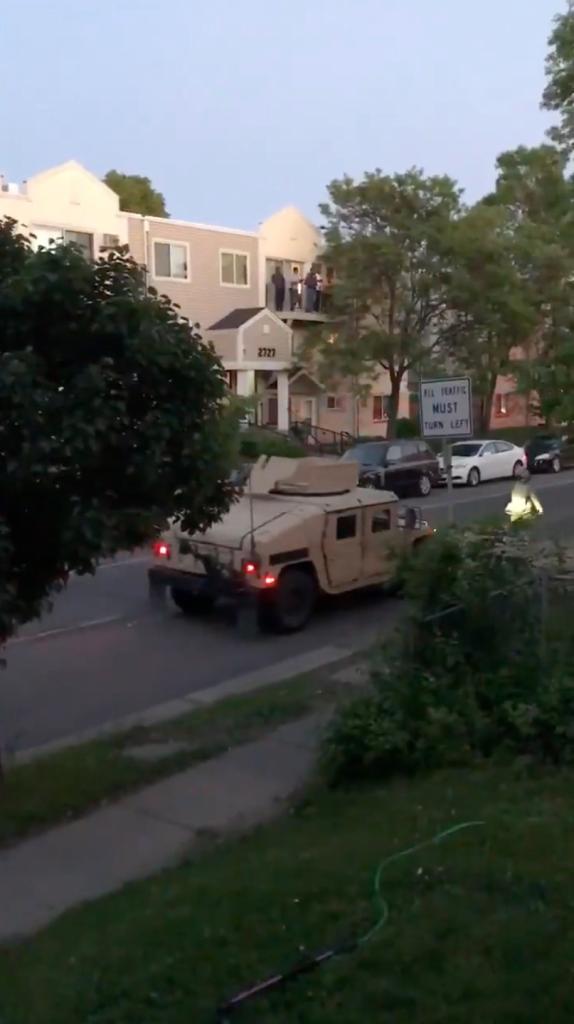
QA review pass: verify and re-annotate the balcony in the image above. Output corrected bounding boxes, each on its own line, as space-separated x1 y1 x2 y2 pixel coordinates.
265 283 331 323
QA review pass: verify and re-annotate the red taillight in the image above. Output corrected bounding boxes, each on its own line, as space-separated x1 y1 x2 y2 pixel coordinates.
243 560 258 576
153 541 171 559
263 573 277 587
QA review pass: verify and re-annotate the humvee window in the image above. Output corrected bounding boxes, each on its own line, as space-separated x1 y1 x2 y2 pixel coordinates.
372 511 391 533
336 514 357 540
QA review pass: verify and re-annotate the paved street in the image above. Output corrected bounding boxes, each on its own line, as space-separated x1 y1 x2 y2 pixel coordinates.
2 470 573 755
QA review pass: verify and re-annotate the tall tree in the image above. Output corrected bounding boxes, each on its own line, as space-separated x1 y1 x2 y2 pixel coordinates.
104 169 169 217
542 1 574 152
303 169 461 436
444 203 538 433
0 218 233 644
486 146 574 426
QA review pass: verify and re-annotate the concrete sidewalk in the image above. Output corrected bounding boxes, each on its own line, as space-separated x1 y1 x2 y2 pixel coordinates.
0 711 330 944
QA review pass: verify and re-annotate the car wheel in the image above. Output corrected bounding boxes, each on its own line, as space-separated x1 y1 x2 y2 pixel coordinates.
512 461 524 478
551 456 561 473
171 588 214 616
467 467 480 488
417 472 432 497
258 567 317 633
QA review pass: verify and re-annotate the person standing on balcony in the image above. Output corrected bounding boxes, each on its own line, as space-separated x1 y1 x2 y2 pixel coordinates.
290 266 302 310
315 271 323 312
305 268 317 312
271 266 286 311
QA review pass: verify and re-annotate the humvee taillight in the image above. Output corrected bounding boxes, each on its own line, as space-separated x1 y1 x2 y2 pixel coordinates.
242 560 259 576
153 541 171 559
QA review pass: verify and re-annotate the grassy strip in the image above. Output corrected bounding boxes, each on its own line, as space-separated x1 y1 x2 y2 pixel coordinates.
1 764 572 1022
0 669 354 847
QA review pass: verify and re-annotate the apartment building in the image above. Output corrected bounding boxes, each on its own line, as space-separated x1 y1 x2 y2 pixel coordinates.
2 159 481 437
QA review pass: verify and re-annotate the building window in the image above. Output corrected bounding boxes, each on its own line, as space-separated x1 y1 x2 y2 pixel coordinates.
220 250 249 287
327 394 345 411
64 230 93 260
153 241 189 280
373 395 390 422
495 393 509 416
336 514 357 540
32 226 93 260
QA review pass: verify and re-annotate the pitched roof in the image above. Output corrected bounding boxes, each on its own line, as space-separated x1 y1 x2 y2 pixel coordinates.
208 307 264 330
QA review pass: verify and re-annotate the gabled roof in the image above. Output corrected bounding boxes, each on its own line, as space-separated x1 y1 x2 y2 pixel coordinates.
208 307 264 330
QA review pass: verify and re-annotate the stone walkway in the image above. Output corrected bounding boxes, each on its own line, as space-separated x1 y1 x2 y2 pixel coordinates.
0 712 330 943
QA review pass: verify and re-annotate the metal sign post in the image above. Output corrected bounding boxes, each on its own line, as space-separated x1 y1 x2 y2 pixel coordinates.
442 438 454 525
419 376 473 526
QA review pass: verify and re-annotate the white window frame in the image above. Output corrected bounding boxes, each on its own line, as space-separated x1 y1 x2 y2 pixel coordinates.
152 238 191 282
496 393 509 416
219 248 250 288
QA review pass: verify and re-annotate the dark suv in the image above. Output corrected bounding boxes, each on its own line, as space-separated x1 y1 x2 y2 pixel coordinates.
341 439 439 497
525 434 574 474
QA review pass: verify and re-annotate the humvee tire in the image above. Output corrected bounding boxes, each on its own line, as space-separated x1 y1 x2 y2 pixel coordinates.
258 567 317 633
171 587 214 616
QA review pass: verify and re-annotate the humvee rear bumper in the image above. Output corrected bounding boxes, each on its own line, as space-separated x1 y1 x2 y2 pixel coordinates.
148 564 260 634
148 565 247 604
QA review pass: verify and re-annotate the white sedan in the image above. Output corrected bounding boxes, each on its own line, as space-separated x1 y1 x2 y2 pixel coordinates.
438 440 526 488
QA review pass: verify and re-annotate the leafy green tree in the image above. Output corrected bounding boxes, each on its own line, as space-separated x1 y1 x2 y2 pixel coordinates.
0 218 232 643
487 146 574 426
303 169 461 436
445 202 539 432
542 1 574 152
103 170 169 217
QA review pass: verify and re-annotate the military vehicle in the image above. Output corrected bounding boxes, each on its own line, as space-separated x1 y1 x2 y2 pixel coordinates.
149 456 433 632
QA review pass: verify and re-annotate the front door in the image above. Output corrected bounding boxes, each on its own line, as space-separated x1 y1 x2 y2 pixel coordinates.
362 504 396 581
291 396 316 424
323 510 361 588
382 442 407 494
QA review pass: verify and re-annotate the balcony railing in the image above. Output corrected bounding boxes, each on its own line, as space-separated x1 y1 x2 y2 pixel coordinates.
265 282 331 321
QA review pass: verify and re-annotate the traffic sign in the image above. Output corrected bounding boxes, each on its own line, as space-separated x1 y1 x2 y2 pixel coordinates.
419 376 473 439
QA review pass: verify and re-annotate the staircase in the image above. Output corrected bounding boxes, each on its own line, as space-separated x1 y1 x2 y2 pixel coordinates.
289 421 355 456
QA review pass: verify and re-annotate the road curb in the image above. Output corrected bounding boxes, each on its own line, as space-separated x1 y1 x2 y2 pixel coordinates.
12 644 361 766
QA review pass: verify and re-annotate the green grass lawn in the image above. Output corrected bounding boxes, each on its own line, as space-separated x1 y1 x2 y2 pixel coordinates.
1 764 573 1023
0 670 351 847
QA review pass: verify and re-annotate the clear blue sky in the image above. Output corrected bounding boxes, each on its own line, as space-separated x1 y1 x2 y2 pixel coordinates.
0 0 562 228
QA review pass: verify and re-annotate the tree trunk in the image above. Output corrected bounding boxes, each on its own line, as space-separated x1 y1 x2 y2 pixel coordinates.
478 374 497 434
386 372 402 438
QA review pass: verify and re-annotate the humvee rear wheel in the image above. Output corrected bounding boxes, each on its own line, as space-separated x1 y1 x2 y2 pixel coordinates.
258 567 317 633
171 588 214 616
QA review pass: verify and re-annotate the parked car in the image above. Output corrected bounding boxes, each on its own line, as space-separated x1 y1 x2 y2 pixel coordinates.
341 439 439 497
525 434 574 474
438 439 526 487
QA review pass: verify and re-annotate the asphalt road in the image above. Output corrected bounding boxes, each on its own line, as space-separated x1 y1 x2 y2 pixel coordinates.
2 470 573 754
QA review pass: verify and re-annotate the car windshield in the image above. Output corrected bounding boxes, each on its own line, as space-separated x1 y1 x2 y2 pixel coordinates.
451 443 482 457
526 436 557 452
342 443 386 465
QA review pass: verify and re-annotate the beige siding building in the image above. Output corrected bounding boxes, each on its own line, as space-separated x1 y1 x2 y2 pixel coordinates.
126 215 260 331
0 159 410 438
0 160 129 255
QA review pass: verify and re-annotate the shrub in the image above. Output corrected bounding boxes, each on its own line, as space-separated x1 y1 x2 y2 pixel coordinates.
323 526 574 781
239 428 305 460
395 416 419 438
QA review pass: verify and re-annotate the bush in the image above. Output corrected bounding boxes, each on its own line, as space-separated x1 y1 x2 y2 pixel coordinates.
323 526 574 781
395 416 419 438
239 428 305 460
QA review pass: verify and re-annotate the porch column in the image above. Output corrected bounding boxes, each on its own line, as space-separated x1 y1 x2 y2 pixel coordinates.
277 371 290 431
236 370 255 396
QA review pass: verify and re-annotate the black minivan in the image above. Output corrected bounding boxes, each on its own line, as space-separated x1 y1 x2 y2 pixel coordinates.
341 439 439 497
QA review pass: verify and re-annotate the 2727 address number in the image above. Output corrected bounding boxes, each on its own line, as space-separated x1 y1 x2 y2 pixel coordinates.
257 347 276 358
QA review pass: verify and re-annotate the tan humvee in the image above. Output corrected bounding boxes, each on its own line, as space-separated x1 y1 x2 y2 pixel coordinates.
149 456 434 632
